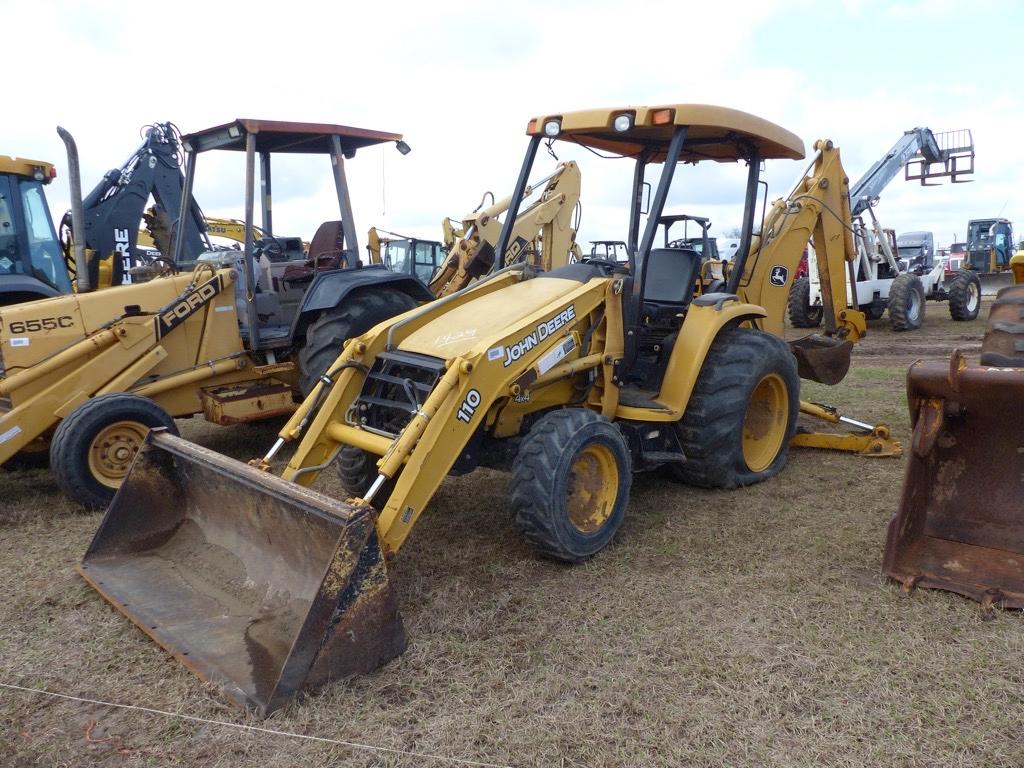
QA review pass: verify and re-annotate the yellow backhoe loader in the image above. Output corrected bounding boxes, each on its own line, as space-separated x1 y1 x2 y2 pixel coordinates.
80 104 893 715
884 251 1024 611
0 120 430 505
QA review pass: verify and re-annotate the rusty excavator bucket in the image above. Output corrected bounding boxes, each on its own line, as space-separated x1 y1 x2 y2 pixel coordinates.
78 431 406 715
884 286 1024 609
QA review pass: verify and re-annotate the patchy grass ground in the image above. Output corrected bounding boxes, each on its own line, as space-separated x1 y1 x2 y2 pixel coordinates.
2 301 1021 767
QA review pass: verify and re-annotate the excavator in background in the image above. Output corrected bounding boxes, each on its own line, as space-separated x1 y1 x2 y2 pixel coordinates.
0 119 430 504
790 128 979 332
82 104 897 715
365 227 445 283
0 156 70 306
884 250 1024 612
431 161 582 297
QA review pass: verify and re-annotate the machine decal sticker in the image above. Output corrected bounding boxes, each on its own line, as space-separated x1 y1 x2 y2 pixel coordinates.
487 345 505 362
0 426 22 444
0 257 13 271
456 388 482 423
537 337 576 375
7 316 74 334
769 265 789 286
155 274 225 339
9 338 29 347
502 304 577 367
401 506 415 524
215 305 234 313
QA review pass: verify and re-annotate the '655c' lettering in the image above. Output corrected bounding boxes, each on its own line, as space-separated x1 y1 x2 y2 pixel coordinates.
7 315 75 334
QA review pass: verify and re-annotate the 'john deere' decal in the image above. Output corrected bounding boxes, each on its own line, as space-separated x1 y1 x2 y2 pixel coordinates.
503 305 577 367
769 265 789 286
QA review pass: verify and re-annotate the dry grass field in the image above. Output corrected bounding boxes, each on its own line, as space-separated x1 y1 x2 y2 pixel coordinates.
2 302 1021 767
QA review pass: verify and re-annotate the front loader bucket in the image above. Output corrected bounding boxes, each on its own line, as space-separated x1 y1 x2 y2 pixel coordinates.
883 354 1024 609
78 431 406 716
789 335 854 385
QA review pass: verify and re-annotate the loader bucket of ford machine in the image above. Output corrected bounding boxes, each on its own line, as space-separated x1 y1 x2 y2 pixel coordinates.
884 286 1024 609
78 431 406 715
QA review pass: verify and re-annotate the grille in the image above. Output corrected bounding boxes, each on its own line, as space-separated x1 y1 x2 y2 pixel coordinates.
351 350 447 436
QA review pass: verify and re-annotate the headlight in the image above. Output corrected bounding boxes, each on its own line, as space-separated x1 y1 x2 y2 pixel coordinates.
613 114 633 132
543 120 561 137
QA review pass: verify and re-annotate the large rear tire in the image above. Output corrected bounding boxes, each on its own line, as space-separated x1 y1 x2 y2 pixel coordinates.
297 289 418 396
511 408 631 563
888 273 926 331
672 328 799 489
50 393 178 509
947 269 982 321
787 276 823 328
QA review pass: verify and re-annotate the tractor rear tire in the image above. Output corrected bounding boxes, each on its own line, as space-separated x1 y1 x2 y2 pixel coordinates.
787 276 823 328
511 408 631 563
671 328 799 489
50 393 178 510
947 269 982 321
298 289 418 396
888 273 926 331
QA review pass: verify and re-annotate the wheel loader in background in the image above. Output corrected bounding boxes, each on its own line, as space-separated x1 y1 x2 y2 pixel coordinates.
884 250 1024 611
80 103 893 715
0 119 430 505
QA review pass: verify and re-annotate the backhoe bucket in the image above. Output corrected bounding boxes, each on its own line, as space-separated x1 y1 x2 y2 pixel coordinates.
883 353 1024 609
789 335 854 385
78 431 406 716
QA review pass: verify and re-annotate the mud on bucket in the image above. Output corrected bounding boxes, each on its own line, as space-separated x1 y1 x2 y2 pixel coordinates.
77 430 407 716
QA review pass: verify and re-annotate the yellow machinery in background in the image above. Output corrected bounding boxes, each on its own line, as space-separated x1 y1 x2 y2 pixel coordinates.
82 104 895 715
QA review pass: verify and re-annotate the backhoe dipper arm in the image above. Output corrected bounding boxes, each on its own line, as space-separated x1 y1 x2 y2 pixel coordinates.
738 140 864 342
80 123 208 285
430 161 581 297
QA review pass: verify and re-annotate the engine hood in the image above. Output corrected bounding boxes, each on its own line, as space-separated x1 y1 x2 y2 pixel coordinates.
398 276 585 360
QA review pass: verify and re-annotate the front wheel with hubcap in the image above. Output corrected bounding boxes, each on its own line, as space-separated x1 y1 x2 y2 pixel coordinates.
888 273 926 331
50 393 178 509
672 328 799 489
947 269 982 321
511 408 631 563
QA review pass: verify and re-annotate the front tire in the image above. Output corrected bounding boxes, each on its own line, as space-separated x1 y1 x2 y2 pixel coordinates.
672 328 799 489
298 289 418 396
947 269 982 321
50 393 178 509
888 273 926 331
511 408 631 563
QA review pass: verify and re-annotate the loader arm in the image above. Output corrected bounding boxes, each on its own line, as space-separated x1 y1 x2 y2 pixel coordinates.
429 162 581 297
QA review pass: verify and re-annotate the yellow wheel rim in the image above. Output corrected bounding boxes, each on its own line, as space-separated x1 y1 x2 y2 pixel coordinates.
88 421 149 489
742 373 789 473
566 443 619 533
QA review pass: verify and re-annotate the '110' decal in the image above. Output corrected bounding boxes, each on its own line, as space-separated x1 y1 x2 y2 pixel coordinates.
456 389 481 423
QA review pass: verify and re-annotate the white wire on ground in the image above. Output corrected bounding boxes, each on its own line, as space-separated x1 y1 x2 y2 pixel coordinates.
0 682 513 768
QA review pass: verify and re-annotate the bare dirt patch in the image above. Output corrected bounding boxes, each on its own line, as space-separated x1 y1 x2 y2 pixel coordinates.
2 301 1021 767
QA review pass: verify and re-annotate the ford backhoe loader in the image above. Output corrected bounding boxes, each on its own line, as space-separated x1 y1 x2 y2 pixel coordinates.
0 120 428 505
80 104 888 715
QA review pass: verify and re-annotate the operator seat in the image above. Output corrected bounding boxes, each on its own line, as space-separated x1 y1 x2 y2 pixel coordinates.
281 221 348 287
640 248 702 321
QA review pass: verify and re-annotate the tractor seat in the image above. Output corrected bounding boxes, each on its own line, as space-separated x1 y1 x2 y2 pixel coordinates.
641 248 702 321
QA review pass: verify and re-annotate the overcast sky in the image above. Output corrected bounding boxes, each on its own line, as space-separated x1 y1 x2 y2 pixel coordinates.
7 0 1019 252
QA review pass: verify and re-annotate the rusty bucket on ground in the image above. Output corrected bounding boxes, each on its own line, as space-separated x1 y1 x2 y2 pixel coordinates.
884 286 1024 608
78 431 406 716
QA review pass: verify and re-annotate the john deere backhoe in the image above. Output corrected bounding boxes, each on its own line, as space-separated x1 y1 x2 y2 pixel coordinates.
80 104 890 715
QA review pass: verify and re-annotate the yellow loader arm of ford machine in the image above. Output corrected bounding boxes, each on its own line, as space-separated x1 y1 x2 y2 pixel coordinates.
82 104 883 715
430 161 582 297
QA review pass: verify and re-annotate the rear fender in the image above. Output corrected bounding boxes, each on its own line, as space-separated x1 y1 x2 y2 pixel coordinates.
620 295 767 421
292 265 434 340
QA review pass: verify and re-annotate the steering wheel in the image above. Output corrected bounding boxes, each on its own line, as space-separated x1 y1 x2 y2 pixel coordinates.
258 237 284 260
